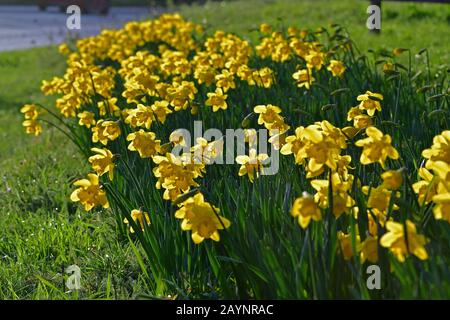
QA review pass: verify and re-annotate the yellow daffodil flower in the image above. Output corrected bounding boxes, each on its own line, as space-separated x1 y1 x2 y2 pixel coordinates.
70 173 109 211
291 192 322 229
205 88 228 112
235 149 269 182
327 60 346 77
127 130 161 159
124 209 151 233
175 193 231 244
88 148 115 181
355 127 399 168
380 220 428 262
357 91 383 116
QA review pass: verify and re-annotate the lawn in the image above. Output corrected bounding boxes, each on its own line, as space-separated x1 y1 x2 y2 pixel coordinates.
0 47 149 298
0 0 449 299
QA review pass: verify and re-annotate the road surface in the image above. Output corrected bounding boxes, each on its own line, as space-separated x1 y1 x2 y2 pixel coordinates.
0 5 159 52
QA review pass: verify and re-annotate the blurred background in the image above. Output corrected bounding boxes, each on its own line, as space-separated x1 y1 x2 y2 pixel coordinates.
0 0 448 64
0 1 233 52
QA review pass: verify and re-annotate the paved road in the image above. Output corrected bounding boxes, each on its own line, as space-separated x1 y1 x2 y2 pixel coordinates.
0 5 159 52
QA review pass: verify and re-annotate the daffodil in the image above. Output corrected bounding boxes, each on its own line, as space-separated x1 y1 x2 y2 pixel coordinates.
124 209 151 233
427 161 450 185
291 192 322 229
310 174 355 217
92 120 121 145
255 37 273 59
360 236 378 263
327 60 346 77
20 104 39 120
153 153 204 201
205 88 228 112
381 170 403 190
151 100 172 123
244 129 258 148
337 231 360 260
422 130 450 164
292 68 314 89
169 129 187 146
432 193 450 224
70 173 109 211
281 121 348 178
175 193 231 244
342 126 359 140
367 212 380 236
380 220 428 262
357 91 383 116
235 149 269 182
127 130 161 159
194 65 216 86
22 119 42 136
280 126 307 165
253 67 274 88
271 35 292 62
58 43 70 55
355 127 399 168
266 116 290 137
127 104 154 129
347 106 362 121
253 104 282 126
393 48 407 56
268 131 286 150
353 115 372 129
302 123 343 175
215 69 235 92
259 23 272 34
98 98 121 117
237 65 255 85
305 51 325 70
412 167 439 205
167 81 198 111
365 186 391 212
289 38 310 58
88 148 115 181
383 62 395 72
77 111 96 128
191 137 223 165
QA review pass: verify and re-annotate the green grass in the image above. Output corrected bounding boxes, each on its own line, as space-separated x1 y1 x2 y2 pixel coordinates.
0 0 449 299
0 48 149 299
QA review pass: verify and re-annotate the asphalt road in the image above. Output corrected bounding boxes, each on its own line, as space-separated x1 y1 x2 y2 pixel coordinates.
0 5 158 52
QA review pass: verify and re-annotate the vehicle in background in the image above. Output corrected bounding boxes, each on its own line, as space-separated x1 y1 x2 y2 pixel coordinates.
37 0 110 15
151 0 207 6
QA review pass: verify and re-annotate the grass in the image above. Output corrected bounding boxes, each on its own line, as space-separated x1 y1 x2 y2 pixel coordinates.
0 0 449 299
0 48 149 299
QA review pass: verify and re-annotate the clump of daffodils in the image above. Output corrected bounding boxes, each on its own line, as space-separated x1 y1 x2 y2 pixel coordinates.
19 12 443 268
